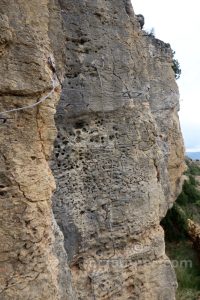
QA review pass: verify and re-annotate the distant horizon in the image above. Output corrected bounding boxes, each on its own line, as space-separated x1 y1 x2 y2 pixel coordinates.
186 151 200 160
186 149 200 153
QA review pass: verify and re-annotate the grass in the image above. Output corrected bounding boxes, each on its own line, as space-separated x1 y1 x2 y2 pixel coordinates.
166 241 200 299
177 289 200 300
161 159 200 299
176 173 200 224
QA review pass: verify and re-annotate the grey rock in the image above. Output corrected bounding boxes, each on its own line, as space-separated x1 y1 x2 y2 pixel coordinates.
136 14 145 29
0 0 184 299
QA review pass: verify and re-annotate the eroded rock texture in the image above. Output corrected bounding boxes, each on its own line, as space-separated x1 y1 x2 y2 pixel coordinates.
51 1 185 299
0 0 185 299
0 1 72 299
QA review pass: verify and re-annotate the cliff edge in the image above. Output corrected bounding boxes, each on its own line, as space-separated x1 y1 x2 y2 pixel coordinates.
0 1 185 299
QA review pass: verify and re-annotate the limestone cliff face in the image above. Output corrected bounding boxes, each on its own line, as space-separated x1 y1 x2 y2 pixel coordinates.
0 1 185 299
0 1 69 299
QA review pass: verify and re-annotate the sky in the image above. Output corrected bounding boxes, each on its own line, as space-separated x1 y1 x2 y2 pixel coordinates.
132 0 200 152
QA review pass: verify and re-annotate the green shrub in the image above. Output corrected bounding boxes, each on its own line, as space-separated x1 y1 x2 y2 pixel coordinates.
189 175 197 186
172 51 181 80
185 159 200 175
163 159 200 297
183 179 200 204
172 59 181 79
161 203 188 241
196 200 200 207
188 165 200 176
176 191 188 206
176 176 200 206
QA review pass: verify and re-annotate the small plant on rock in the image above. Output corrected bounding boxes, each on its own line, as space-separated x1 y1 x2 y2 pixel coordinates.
172 51 181 79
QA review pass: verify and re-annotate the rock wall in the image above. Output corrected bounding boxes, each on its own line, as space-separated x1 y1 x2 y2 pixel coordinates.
0 1 71 299
188 220 200 258
0 0 185 299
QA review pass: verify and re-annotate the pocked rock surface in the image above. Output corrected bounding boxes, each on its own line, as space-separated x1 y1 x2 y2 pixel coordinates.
0 0 185 299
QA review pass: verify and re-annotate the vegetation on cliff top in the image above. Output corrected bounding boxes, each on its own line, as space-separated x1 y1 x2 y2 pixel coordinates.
172 54 181 80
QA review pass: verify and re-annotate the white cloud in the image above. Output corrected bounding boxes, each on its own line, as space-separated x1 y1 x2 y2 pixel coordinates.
187 148 200 153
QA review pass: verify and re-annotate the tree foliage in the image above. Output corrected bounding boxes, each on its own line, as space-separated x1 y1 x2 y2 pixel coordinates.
172 51 181 79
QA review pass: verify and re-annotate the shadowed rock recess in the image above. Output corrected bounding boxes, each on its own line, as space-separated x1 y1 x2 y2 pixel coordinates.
0 1 185 299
